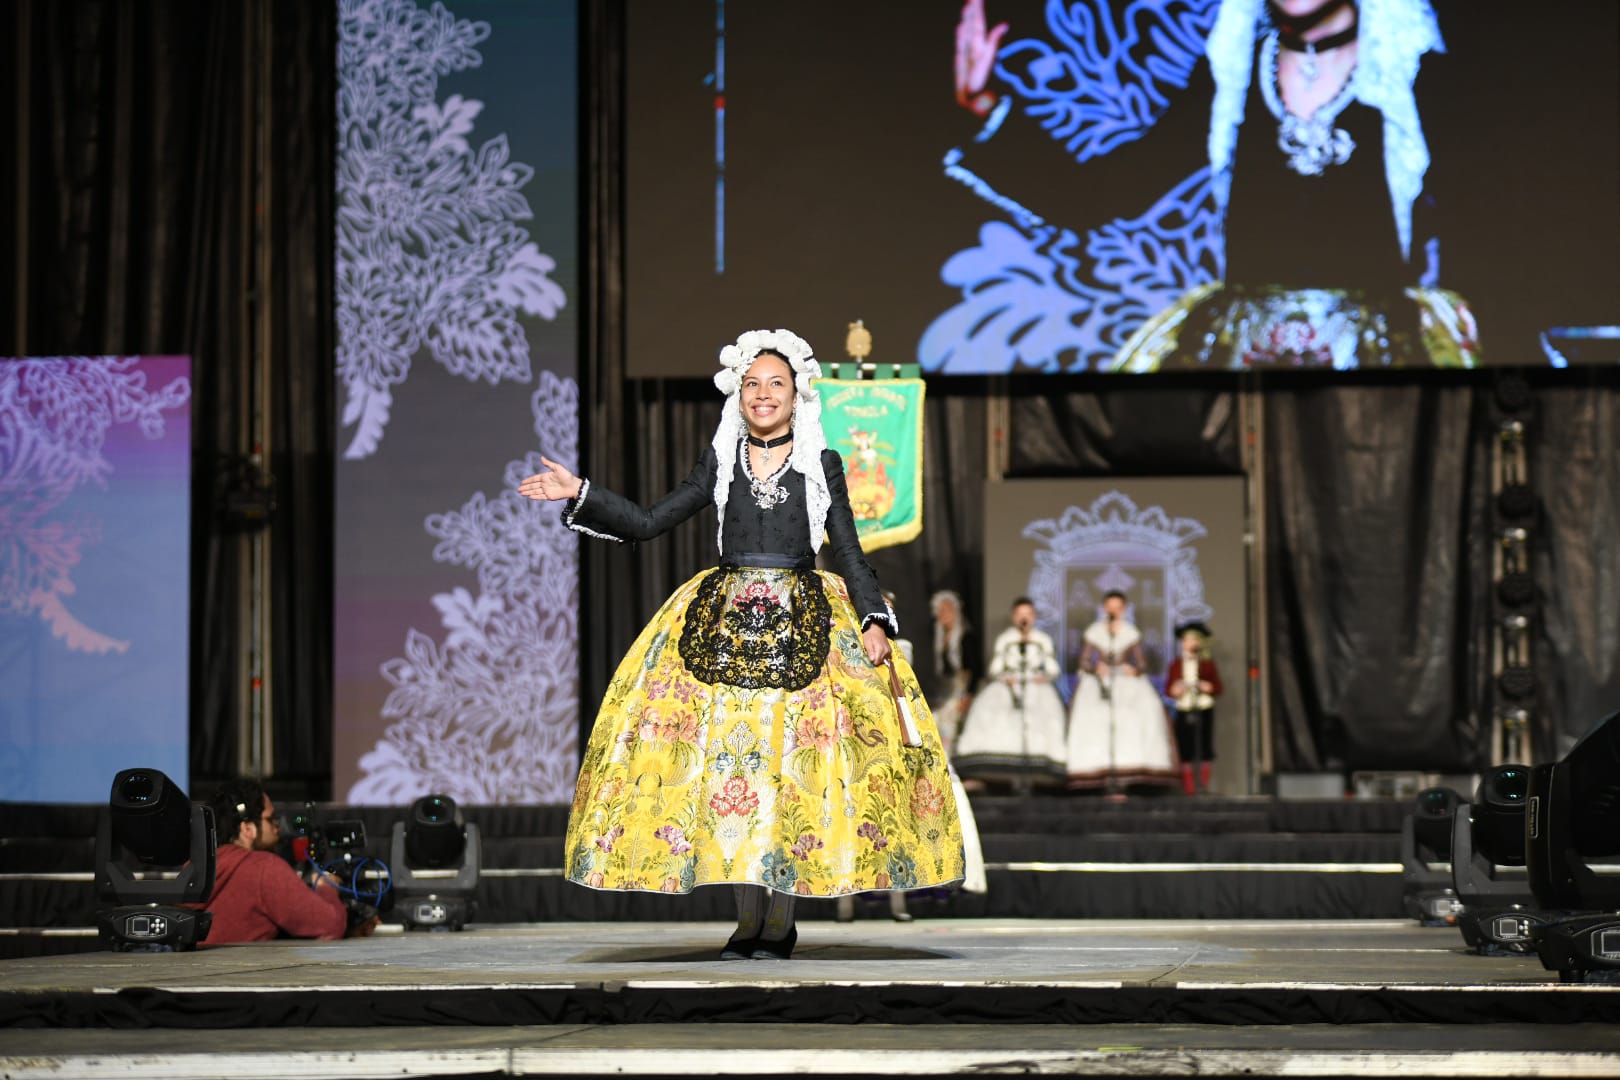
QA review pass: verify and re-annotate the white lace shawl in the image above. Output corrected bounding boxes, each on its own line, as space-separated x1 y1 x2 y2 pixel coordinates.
1084 619 1142 654
1206 0 1444 260
709 328 830 554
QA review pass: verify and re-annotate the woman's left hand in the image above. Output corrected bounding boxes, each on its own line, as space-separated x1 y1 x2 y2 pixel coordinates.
863 624 891 666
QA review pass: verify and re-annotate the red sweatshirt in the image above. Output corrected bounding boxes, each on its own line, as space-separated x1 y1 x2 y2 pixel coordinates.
200 845 348 944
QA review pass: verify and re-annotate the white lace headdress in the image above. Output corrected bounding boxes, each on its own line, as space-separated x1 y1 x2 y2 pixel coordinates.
1205 0 1443 261
710 328 830 553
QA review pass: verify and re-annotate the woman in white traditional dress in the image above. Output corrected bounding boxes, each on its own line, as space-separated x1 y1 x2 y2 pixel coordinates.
953 596 1068 787
1065 591 1179 790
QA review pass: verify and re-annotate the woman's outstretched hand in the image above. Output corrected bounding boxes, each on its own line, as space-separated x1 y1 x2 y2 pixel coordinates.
863 624 892 666
955 0 1008 115
518 456 582 502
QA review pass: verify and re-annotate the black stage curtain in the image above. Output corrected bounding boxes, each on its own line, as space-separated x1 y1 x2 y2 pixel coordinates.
1006 378 1242 476
1263 380 1493 771
1528 376 1620 757
5 1 335 788
1264 374 1620 770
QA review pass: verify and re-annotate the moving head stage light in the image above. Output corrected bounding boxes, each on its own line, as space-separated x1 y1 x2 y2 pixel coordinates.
390 794 481 931
1452 764 1550 955
94 768 216 951
1526 710 1620 982
1401 786 1464 926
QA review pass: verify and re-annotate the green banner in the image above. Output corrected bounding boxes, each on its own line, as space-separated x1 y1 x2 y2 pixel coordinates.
815 378 925 552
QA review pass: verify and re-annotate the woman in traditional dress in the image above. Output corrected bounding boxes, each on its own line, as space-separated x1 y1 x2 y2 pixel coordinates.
951 0 1478 371
953 597 1069 788
520 329 964 960
926 589 976 756
1065 591 1180 791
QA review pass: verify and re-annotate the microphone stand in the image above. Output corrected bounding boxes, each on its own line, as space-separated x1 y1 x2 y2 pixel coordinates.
1014 638 1032 797
1105 625 1123 800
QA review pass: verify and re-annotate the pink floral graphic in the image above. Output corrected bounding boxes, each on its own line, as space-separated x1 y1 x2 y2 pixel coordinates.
856 821 890 850
910 777 946 818
709 777 760 817
653 823 692 855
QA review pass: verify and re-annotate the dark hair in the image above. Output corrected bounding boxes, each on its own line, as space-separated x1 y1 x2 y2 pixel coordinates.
1010 596 1035 610
209 779 268 844
744 349 796 394
1103 590 1128 603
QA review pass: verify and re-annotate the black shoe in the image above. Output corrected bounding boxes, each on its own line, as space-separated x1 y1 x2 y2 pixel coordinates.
720 934 759 960
750 925 797 960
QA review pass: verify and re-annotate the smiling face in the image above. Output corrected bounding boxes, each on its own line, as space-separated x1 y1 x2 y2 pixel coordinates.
739 351 796 440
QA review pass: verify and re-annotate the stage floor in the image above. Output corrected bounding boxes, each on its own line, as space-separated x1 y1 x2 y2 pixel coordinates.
4 919 1620 1077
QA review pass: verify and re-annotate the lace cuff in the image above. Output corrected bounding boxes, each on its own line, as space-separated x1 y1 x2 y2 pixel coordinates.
860 611 898 637
562 479 624 543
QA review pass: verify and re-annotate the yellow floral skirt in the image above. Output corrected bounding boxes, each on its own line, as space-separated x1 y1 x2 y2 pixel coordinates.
1109 282 1481 371
565 566 966 897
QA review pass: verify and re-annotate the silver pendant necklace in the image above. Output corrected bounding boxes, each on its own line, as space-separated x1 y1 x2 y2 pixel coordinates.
1260 33 1356 177
742 437 791 510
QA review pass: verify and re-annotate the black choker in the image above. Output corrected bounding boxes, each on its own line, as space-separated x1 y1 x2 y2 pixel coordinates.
747 433 793 449
1278 20 1358 56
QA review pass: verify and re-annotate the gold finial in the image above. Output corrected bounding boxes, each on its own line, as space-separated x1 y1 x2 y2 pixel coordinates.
845 319 873 361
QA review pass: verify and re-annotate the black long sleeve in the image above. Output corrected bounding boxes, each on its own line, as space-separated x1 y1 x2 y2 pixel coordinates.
564 449 716 542
820 450 891 634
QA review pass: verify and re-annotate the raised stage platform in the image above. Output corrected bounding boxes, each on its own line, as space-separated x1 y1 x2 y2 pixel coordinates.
2 794 1414 958
3 919 1620 1077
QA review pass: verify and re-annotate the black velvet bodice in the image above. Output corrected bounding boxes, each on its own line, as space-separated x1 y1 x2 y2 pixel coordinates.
720 456 815 559
1223 84 1405 291
566 444 891 629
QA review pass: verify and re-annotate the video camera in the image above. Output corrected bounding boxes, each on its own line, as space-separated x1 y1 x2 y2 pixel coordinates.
287 809 367 872
286 805 390 924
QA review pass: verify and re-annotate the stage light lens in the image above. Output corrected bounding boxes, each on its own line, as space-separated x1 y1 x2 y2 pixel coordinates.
1487 767 1529 803
405 794 466 869
119 773 157 803
418 795 453 824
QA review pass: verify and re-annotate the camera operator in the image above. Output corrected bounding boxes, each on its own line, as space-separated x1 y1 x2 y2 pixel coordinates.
199 779 373 944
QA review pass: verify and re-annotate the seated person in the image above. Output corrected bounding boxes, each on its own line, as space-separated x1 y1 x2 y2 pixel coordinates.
953 596 1068 787
199 779 363 944
1065 590 1178 790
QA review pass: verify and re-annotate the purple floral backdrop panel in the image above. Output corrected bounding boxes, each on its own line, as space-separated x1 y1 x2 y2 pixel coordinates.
332 0 580 805
0 356 193 802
